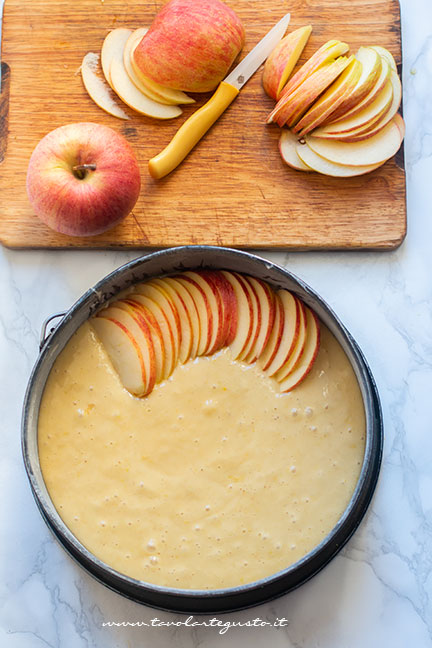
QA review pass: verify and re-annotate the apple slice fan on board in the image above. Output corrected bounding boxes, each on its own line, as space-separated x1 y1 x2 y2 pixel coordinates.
148 13 291 179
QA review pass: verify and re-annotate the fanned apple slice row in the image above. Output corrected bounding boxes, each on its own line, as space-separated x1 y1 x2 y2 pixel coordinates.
311 77 393 138
339 71 402 142
183 271 224 355
101 28 132 88
243 276 276 363
294 57 363 136
116 299 166 384
110 57 182 120
81 52 130 120
279 307 320 392
306 117 402 166
134 283 181 364
322 57 390 126
262 25 313 100
91 316 148 397
96 306 156 395
148 278 193 364
173 275 212 356
262 290 300 377
274 299 307 382
257 293 284 371
127 293 176 379
161 277 201 360
130 31 195 106
279 129 312 171
279 39 350 100
221 271 254 360
296 141 381 176
320 46 382 125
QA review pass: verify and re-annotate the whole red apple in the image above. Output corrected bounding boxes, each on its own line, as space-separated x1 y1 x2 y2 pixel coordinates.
26 122 141 237
133 0 245 93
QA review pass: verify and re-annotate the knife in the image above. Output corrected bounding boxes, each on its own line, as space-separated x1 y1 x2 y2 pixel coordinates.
148 12 291 179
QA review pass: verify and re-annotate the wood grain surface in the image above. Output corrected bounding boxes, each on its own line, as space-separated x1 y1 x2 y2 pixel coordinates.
0 0 405 250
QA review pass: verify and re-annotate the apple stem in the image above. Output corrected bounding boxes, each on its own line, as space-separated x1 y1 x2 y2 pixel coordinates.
72 163 97 180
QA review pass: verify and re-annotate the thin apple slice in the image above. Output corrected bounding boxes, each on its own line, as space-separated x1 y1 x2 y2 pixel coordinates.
101 28 132 88
306 117 402 166
133 283 181 364
257 293 284 371
279 129 312 171
92 316 147 397
339 71 402 142
323 56 390 125
294 57 363 136
183 271 224 355
110 57 182 120
116 298 166 384
262 25 313 100
393 113 405 139
204 271 238 347
296 140 381 176
371 45 397 72
263 290 300 377
279 40 350 100
269 56 352 128
278 307 320 392
173 275 212 356
320 46 382 125
221 271 253 360
147 278 193 364
312 77 393 138
274 299 307 381
161 277 200 360
127 293 175 379
243 276 276 363
130 31 195 106
233 273 260 362
81 52 129 120
97 306 156 395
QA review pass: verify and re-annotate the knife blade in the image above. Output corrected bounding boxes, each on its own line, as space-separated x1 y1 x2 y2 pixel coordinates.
148 12 291 179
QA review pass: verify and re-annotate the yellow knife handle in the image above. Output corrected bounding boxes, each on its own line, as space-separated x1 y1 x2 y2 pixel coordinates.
148 81 240 180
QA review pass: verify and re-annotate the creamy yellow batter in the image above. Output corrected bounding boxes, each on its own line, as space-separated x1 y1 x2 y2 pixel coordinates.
38 321 365 589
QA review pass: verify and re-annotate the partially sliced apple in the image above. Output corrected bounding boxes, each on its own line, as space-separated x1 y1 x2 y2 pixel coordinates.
320 46 382 125
109 57 182 120
173 275 212 356
323 56 390 125
262 25 313 100
294 57 363 136
221 270 254 360
274 299 307 381
262 290 300 377
311 76 393 138
134 283 181 364
278 307 320 392
130 30 195 106
92 316 147 397
127 293 176 379
279 129 312 171
116 298 166 384
101 28 132 88
296 140 381 176
147 277 193 364
269 56 352 128
243 276 276 363
306 117 402 166
279 39 350 100
81 52 130 120
371 45 397 72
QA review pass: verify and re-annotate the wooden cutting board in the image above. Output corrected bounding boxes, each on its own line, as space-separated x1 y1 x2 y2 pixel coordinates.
0 0 405 250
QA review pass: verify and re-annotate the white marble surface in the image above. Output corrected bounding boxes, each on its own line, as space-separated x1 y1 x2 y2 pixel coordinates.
1 1 432 645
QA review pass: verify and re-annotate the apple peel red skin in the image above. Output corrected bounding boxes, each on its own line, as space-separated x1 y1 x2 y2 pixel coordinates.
26 122 141 237
133 0 245 93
